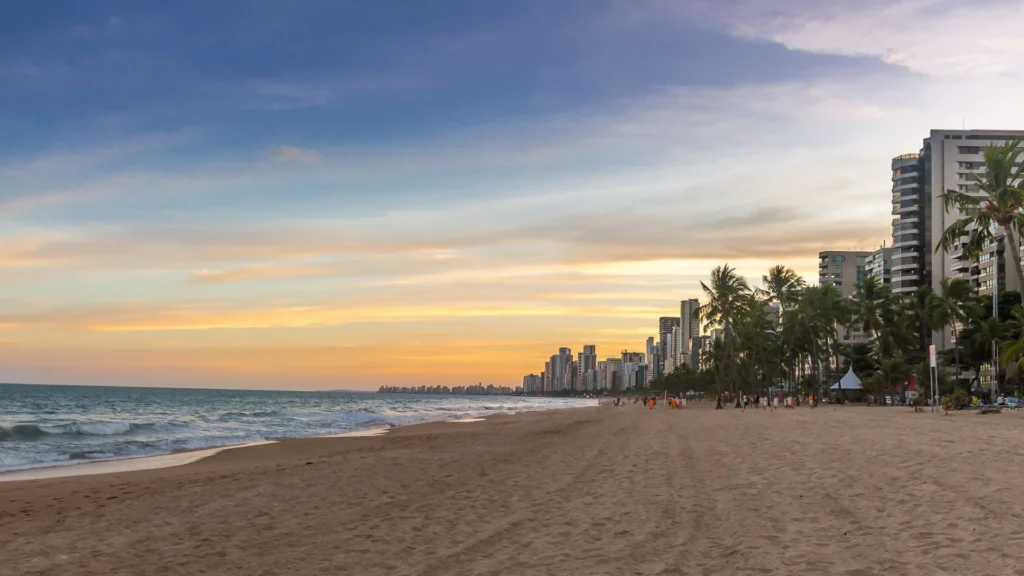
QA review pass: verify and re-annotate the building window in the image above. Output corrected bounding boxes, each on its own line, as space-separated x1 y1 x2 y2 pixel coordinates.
958 146 982 154
831 255 846 264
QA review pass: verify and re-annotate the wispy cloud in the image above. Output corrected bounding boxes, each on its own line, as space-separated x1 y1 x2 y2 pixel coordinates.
220 76 424 110
679 0 1024 76
267 145 324 165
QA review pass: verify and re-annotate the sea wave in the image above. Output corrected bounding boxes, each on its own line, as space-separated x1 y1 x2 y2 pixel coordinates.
0 421 151 440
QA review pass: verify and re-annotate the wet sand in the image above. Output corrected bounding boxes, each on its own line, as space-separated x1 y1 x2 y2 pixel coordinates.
4 403 1024 575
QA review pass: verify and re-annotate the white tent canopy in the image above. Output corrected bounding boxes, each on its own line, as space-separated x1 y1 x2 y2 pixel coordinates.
831 368 863 390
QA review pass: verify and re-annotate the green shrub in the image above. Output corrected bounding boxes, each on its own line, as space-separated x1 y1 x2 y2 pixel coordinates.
951 388 970 410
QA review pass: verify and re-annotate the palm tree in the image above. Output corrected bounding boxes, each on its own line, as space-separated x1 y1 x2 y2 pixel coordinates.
759 265 806 391
784 285 845 399
700 264 751 408
734 294 780 396
759 265 805 315
935 139 1024 306
868 358 911 406
971 316 1007 392
851 275 891 346
927 277 978 389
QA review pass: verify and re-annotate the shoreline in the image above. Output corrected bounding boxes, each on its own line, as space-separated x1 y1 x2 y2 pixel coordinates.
0 406 586 483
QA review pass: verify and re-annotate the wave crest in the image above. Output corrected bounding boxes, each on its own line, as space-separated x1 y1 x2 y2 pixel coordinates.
0 421 142 441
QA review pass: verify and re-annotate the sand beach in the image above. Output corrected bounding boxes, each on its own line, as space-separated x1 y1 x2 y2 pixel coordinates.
4 403 1024 575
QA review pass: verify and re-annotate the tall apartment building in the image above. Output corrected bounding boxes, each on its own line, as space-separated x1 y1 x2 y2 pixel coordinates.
522 374 541 394
866 247 894 285
679 299 700 367
577 346 597 390
926 131 1024 298
645 337 656 382
818 250 870 297
887 130 1024 350
891 153 926 295
604 358 622 391
662 332 675 375
658 316 680 367
548 355 562 391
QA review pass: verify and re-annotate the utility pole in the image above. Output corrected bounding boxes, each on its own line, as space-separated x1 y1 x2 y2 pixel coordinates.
992 238 999 400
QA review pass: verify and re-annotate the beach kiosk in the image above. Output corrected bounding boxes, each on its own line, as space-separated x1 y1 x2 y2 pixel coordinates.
830 368 863 402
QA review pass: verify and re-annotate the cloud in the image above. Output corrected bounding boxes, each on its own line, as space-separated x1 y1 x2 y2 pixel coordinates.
267 145 324 165
678 0 1024 77
222 76 423 110
188 262 333 284
0 59 40 77
0 300 665 333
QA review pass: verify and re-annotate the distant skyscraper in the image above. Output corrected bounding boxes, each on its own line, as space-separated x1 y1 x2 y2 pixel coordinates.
679 299 700 367
522 374 541 393
866 247 894 285
580 345 597 391
658 316 680 369
604 358 622 391
550 353 565 392
818 250 870 297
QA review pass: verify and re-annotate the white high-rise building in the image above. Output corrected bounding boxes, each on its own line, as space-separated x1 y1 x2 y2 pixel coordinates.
920 130 1024 350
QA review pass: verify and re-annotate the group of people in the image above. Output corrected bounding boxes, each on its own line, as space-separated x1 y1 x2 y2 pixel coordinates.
610 394 688 410
738 393 802 410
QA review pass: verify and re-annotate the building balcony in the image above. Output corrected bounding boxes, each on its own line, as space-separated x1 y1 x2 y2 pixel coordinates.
895 274 920 282
893 217 920 227
892 284 919 294
891 255 919 264
891 261 919 271
892 238 921 248
892 168 925 179
892 205 920 215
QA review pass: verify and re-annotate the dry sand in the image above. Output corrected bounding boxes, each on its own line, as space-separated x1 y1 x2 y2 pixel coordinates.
4 403 1024 575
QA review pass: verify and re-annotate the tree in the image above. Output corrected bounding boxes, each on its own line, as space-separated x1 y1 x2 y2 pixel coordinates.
927 277 979 389
867 358 911 406
850 275 891 348
759 265 806 392
699 264 751 408
935 139 1024 306
733 294 780 397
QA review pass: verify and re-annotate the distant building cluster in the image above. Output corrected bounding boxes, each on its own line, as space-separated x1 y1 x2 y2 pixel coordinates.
378 383 517 395
520 298 707 394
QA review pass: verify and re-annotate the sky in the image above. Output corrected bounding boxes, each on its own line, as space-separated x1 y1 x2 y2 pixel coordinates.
2 0 1024 390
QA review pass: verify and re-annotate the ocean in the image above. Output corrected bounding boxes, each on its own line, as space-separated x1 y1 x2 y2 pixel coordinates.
0 384 595 473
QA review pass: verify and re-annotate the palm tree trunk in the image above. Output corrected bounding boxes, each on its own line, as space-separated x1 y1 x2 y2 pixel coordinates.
1005 228 1024 308
726 323 740 407
822 334 831 403
951 322 961 390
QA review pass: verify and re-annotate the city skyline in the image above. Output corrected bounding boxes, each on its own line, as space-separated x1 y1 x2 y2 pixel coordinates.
4 1 1024 389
